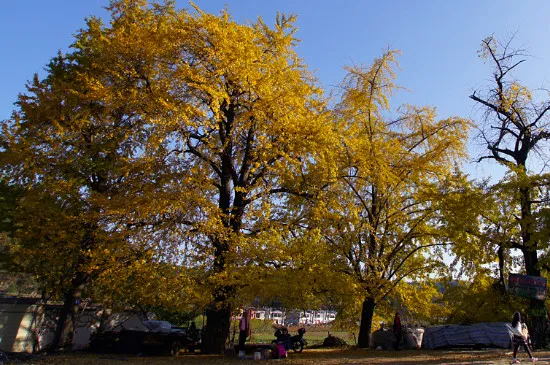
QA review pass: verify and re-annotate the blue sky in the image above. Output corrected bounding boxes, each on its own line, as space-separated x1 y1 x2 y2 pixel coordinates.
2 1 550 179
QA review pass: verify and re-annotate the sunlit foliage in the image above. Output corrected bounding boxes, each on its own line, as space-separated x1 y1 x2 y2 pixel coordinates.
314 50 470 347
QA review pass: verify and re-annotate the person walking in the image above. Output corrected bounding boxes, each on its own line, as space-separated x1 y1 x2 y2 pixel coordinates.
238 309 251 357
511 311 537 363
393 312 403 351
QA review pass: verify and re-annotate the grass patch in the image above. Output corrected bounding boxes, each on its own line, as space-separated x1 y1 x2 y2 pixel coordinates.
250 330 355 346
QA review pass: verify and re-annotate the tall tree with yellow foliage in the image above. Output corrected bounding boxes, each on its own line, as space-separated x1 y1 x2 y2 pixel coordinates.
0 1 180 347
2 0 336 353
139 3 334 353
321 51 470 347
469 35 550 346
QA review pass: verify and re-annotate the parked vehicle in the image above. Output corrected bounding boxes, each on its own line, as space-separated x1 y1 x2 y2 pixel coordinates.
272 327 307 353
89 320 200 356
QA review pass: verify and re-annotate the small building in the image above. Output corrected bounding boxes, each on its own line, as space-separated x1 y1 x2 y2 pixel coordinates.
270 310 285 325
253 310 266 320
299 310 337 325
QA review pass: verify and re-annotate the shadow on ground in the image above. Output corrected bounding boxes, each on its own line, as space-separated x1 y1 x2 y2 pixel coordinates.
13 348 550 365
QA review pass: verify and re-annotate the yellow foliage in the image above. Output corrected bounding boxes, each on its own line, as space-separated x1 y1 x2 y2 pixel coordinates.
317 50 471 333
0 0 338 323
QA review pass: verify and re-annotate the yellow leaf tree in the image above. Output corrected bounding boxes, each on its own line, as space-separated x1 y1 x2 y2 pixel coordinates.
320 50 470 347
132 2 336 352
0 0 193 348
470 35 550 347
1 0 336 354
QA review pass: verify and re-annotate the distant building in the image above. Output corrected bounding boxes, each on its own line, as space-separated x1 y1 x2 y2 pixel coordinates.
237 307 337 326
270 310 284 325
299 310 336 325
235 307 286 325
252 309 266 320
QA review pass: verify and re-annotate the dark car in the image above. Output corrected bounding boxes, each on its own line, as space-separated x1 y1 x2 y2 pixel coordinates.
89 320 200 356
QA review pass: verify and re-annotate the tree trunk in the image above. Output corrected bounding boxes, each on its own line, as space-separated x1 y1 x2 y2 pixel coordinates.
522 248 540 277
201 299 232 354
201 233 233 354
518 184 538 276
517 184 547 348
529 304 547 349
49 268 88 351
523 243 546 348
497 245 506 289
357 297 376 348
50 289 75 350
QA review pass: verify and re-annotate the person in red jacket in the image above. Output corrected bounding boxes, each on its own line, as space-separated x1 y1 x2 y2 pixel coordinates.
393 312 403 350
238 309 251 357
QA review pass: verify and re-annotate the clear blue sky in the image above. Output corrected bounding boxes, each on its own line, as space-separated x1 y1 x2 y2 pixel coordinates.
2 1 550 179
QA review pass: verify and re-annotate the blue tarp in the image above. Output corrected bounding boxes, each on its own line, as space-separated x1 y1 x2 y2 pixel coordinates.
422 322 512 349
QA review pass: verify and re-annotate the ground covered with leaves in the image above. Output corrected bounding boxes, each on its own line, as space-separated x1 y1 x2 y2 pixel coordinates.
8 348 550 365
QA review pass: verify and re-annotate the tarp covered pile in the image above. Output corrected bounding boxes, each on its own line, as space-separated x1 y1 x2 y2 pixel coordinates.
422 322 512 349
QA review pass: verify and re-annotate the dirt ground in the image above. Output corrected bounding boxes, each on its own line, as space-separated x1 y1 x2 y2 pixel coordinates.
8 348 550 365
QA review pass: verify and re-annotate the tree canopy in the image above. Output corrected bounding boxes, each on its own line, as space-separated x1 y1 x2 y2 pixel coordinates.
3 1 550 354
317 50 470 347
1 0 336 353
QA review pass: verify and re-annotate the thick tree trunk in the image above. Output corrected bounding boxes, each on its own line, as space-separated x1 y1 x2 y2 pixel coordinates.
200 112 244 354
518 185 538 276
49 272 87 351
50 289 75 350
522 246 546 348
523 249 540 277
357 297 376 348
529 303 547 349
201 234 233 354
497 245 506 289
517 185 547 348
201 299 232 354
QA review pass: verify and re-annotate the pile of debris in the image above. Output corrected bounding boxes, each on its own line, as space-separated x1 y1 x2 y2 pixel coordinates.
322 334 348 347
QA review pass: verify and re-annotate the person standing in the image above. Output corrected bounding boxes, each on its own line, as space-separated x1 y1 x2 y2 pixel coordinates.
511 311 537 363
393 312 403 350
238 309 251 357
188 321 199 341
